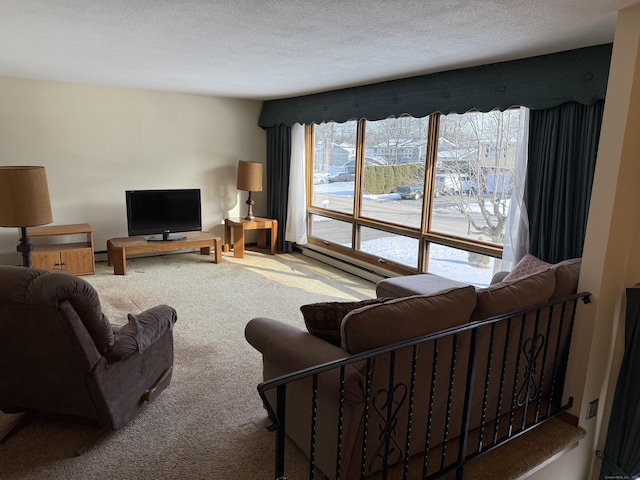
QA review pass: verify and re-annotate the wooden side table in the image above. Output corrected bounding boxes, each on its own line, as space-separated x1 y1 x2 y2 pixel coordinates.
28 223 95 275
223 217 278 258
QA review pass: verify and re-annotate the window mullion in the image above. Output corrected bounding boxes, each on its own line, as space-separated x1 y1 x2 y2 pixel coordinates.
305 125 315 212
418 114 441 271
423 114 440 234
352 119 366 251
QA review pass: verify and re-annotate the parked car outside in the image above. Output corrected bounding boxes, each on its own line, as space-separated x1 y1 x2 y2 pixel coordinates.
313 172 331 184
397 185 424 200
344 156 388 174
329 172 355 183
435 174 477 195
397 175 477 200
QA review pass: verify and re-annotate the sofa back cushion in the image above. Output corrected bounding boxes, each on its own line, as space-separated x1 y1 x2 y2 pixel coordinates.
341 285 477 354
550 258 581 300
471 268 556 321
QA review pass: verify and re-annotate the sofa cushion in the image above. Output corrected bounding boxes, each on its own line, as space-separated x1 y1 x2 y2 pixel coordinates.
301 297 390 346
376 273 471 299
550 258 581 300
341 285 477 354
502 254 551 282
471 268 556 321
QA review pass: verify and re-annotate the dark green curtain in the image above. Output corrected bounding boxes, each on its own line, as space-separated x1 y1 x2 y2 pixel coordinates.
599 287 640 479
266 124 292 253
525 100 604 264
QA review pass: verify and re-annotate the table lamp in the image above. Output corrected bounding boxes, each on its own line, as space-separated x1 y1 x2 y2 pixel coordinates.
236 161 263 220
0 166 53 267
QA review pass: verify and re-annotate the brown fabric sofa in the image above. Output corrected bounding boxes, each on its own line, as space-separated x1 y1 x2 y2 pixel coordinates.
246 257 581 478
0 265 176 448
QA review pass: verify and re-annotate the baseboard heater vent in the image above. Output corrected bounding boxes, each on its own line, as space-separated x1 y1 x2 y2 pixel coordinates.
301 246 392 284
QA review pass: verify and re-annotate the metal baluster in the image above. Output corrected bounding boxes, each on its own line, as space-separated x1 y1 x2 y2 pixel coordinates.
369 352 406 476
441 334 459 471
493 317 512 444
360 358 373 479
518 310 543 430
478 323 496 452
559 298 581 405
402 345 419 479
275 385 287 480
536 305 555 422
508 314 527 437
309 374 318 480
456 329 479 480
383 351 397 479
335 366 346 479
422 338 439 479
547 300 568 417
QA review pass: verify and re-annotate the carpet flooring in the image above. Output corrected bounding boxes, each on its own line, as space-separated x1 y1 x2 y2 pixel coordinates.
0 250 585 479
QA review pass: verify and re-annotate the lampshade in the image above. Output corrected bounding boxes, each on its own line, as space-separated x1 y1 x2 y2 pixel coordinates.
0 166 53 227
236 161 263 192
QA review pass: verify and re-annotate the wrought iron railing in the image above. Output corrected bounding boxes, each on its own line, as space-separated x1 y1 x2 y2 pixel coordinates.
258 292 591 480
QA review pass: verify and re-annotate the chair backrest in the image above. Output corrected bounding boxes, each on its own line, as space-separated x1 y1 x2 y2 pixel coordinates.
0 266 112 420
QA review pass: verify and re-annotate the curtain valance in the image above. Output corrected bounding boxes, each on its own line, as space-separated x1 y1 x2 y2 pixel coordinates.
259 44 612 128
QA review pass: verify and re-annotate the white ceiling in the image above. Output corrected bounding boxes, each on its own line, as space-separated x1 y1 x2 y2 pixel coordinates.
1 0 637 101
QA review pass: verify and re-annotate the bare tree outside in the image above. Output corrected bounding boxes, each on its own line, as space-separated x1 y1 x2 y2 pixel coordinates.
365 116 429 165
435 109 520 244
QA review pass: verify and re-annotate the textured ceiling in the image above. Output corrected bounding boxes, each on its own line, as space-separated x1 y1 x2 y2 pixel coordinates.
0 0 638 100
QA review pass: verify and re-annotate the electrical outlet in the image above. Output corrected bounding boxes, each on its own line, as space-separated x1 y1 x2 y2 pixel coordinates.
586 398 599 419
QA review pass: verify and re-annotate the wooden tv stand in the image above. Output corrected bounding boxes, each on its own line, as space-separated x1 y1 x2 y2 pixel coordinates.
107 231 221 275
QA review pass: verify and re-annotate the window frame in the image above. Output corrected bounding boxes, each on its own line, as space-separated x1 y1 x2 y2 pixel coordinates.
305 114 506 277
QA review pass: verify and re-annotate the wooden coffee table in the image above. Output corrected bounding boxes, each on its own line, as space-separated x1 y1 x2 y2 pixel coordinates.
107 231 221 275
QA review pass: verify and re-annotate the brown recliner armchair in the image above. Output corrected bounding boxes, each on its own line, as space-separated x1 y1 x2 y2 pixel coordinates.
0 265 177 453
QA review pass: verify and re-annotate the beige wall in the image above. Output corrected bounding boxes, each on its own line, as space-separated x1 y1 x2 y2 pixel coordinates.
528 4 640 479
0 78 265 263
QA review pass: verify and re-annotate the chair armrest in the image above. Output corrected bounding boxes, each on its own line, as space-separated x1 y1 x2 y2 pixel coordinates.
107 305 177 361
245 317 350 375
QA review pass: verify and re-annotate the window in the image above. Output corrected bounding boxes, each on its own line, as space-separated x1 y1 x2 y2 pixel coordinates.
361 117 429 229
311 121 357 215
431 110 520 246
306 109 521 286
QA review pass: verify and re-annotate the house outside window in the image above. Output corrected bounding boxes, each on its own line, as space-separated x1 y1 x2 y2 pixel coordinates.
307 109 521 286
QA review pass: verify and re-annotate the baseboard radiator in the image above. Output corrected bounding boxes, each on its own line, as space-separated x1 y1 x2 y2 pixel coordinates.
301 245 393 284
258 292 591 480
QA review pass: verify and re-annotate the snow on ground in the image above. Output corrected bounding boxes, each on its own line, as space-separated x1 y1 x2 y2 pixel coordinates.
360 236 499 287
320 184 508 287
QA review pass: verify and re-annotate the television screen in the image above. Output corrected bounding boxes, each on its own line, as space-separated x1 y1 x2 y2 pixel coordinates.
126 189 202 241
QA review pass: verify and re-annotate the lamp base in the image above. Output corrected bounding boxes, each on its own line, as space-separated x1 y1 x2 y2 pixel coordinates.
16 226 33 268
245 192 256 221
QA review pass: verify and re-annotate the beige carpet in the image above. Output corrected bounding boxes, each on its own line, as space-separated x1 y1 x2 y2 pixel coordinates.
0 250 585 479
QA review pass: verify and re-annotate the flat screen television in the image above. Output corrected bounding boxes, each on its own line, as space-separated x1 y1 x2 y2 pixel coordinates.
126 189 202 241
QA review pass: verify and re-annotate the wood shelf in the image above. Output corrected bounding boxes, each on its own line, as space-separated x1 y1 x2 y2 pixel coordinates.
27 223 95 276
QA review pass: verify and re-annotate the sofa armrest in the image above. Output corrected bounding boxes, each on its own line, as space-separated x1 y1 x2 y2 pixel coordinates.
246 317 365 407
246 317 350 375
107 305 177 361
